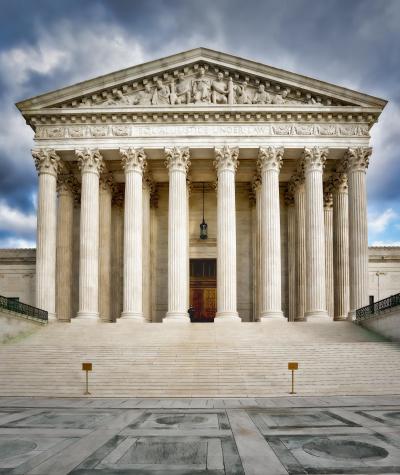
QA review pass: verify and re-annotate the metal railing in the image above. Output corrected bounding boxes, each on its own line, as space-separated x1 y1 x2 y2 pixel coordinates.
356 292 400 322
0 295 48 323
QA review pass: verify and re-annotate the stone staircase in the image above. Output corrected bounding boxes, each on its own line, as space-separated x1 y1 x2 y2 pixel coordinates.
0 320 399 397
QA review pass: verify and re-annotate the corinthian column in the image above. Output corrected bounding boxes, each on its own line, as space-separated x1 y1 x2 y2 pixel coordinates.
214 146 240 321
285 185 296 322
32 149 60 320
164 147 190 322
111 185 124 321
258 146 285 320
76 148 104 320
143 172 153 321
99 173 113 322
56 174 76 321
293 170 306 322
332 171 350 320
251 175 262 321
120 148 147 321
324 189 334 318
345 147 372 319
303 147 329 319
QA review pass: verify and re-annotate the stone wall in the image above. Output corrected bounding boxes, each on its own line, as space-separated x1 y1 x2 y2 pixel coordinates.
0 249 36 305
0 310 42 344
359 307 400 342
369 247 400 302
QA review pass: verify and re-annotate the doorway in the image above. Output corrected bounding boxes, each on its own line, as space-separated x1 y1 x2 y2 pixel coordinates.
190 259 217 322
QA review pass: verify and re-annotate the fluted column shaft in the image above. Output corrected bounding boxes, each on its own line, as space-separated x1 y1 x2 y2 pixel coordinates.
142 176 152 321
286 188 296 322
120 148 146 321
324 192 334 318
214 146 240 321
332 173 350 320
56 175 75 321
304 147 329 319
111 186 124 321
346 147 371 318
32 149 60 320
251 176 262 321
99 174 113 322
76 149 104 320
164 147 190 322
294 183 306 321
259 147 284 320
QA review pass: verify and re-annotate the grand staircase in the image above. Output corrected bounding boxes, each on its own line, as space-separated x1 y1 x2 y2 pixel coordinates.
0 320 399 397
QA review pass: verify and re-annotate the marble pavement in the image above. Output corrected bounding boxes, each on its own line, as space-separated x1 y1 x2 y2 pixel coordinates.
1 396 400 474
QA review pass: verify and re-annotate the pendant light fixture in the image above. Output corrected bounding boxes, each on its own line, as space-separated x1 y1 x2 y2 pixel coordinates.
199 182 208 240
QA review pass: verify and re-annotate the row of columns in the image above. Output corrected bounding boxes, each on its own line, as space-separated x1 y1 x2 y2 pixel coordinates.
33 145 371 322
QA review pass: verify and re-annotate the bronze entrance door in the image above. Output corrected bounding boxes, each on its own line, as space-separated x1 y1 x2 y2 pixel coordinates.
190 259 216 322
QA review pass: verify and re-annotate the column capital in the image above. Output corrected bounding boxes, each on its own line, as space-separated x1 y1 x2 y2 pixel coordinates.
285 183 296 206
165 146 190 173
112 183 125 207
258 146 284 173
214 146 239 173
57 173 78 195
303 146 329 172
120 147 147 174
100 172 114 192
330 172 348 193
323 190 333 209
344 147 372 173
143 170 155 192
32 148 61 177
76 148 105 175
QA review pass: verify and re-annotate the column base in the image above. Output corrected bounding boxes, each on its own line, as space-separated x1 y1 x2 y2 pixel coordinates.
260 311 286 321
347 310 356 322
75 311 99 322
163 312 190 323
215 312 241 322
333 315 348 321
47 312 57 322
304 310 329 320
119 312 145 322
294 316 307 322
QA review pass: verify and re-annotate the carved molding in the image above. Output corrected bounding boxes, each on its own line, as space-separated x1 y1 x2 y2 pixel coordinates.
303 146 329 172
76 148 105 175
214 146 239 173
120 147 147 174
164 146 191 173
32 148 61 176
344 147 372 173
258 146 284 173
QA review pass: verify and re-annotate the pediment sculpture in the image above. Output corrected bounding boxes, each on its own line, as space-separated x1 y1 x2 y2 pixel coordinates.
75 65 321 108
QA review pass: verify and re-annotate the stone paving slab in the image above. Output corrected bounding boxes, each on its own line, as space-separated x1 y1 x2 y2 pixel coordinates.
0 397 400 474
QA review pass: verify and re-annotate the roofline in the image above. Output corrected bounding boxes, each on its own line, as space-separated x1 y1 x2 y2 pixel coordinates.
16 47 388 110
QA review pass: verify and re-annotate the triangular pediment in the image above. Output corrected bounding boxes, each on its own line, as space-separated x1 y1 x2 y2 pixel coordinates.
16 47 386 112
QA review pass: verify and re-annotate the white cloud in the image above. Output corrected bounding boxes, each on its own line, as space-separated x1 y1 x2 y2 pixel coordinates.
368 208 398 233
0 237 35 248
0 201 36 235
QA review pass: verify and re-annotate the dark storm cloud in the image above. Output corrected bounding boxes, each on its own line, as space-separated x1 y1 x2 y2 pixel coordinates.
0 0 399 245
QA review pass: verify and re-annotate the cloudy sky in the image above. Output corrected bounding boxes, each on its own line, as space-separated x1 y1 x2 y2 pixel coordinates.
0 0 399 247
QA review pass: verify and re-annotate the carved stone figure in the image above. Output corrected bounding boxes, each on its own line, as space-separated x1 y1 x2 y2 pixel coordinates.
192 67 211 103
134 84 153 105
252 84 271 104
152 79 170 105
235 81 252 104
272 89 288 104
174 72 191 104
211 72 229 104
111 90 131 105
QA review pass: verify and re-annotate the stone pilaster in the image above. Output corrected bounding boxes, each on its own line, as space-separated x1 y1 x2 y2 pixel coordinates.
111 185 124 321
75 148 104 320
143 172 153 321
292 165 306 322
324 189 334 319
120 148 147 321
345 147 372 319
331 171 350 320
56 173 76 322
164 147 191 322
32 148 61 320
285 185 296 322
214 146 240 321
258 146 285 320
303 146 329 319
99 172 114 322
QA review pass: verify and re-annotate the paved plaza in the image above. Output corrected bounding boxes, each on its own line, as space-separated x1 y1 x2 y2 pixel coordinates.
0 396 400 474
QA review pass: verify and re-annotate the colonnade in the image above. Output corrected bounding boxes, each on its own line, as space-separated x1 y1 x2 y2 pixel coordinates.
32 145 371 322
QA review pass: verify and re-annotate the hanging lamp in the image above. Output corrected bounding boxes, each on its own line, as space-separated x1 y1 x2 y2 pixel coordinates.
199 182 208 240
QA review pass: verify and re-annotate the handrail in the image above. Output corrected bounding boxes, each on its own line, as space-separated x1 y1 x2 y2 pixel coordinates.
356 292 400 322
0 295 48 323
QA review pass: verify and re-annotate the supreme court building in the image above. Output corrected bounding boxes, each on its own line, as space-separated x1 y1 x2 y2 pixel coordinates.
16 48 386 323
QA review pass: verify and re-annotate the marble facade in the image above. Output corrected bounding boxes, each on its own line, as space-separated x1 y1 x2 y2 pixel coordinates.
13 48 387 323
